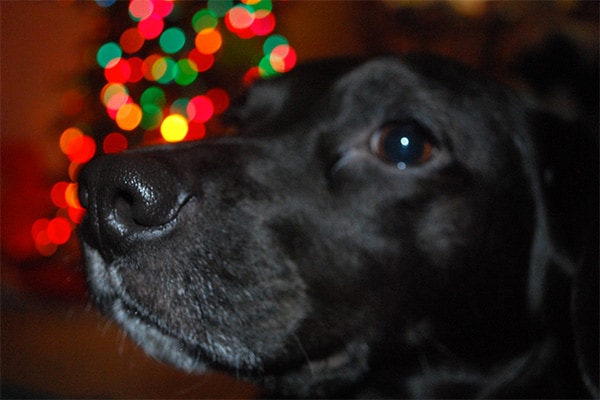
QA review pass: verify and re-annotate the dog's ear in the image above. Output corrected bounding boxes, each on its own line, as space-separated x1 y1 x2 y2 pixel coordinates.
526 109 599 396
222 57 362 132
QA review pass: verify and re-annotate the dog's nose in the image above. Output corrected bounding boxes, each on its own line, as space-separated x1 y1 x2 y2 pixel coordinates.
78 154 189 249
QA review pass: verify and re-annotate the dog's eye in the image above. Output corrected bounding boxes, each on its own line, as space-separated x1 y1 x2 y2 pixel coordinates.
370 122 434 169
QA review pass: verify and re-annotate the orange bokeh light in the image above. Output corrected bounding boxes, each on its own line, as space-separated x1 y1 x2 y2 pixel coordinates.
194 28 222 55
116 103 143 131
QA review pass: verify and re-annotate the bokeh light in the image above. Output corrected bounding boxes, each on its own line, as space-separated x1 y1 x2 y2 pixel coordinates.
127 57 145 82
116 103 143 131
32 218 58 256
207 0 234 17
187 121 206 140
195 28 223 55
129 0 154 21
187 95 214 123
120 27 145 53
251 10 275 36
103 132 129 153
46 217 72 245
161 114 188 142
95 0 117 7
35 0 296 256
96 42 122 68
104 58 132 83
152 56 177 83
192 9 219 32
51 182 70 208
138 15 164 39
152 0 175 18
188 49 215 72
174 58 199 85
159 27 186 54
59 127 96 164
227 5 255 31
140 86 166 107
170 97 190 117
270 44 297 73
140 104 164 130
206 87 230 114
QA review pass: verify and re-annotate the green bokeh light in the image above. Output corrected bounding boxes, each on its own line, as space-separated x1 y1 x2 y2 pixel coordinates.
140 86 166 108
97 42 122 68
192 9 219 33
140 104 163 130
159 27 186 54
207 0 233 17
174 59 199 86
263 34 288 55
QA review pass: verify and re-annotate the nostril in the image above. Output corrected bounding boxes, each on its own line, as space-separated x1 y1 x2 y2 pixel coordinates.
78 154 190 249
113 190 135 226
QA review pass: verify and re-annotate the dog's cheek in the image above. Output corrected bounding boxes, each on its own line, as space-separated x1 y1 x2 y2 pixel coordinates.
415 196 478 270
265 212 397 338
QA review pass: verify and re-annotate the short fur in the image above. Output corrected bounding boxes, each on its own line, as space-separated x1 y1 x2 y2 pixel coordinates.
79 55 598 398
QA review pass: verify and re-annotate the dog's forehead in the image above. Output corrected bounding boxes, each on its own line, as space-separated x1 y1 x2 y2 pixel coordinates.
327 56 512 127
326 58 431 126
333 57 422 98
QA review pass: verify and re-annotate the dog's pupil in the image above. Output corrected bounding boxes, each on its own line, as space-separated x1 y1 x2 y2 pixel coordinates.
381 125 431 169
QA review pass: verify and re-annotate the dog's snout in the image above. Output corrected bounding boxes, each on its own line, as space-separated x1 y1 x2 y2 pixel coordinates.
78 154 189 250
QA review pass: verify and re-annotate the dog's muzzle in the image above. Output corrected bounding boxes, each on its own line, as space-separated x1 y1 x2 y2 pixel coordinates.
78 154 190 258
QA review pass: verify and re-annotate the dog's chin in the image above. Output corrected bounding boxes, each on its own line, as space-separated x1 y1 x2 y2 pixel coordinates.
83 245 211 373
84 244 371 396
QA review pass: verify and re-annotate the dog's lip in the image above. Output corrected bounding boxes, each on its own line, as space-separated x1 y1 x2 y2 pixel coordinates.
260 339 370 396
306 349 353 372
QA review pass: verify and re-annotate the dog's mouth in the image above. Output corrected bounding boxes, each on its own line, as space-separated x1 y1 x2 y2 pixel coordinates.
83 245 211 372
83 243 370 395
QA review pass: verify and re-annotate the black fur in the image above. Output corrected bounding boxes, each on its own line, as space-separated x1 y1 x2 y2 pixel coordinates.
78 55 598 398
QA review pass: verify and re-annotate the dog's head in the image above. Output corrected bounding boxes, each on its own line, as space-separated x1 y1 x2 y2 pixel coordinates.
78 55 598 397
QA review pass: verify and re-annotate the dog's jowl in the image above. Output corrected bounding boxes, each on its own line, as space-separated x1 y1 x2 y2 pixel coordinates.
78 55 598 398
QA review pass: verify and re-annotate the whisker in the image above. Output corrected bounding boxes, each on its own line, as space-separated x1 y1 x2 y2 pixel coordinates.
175 376 208 396
291 333 314 376
117 326 128 356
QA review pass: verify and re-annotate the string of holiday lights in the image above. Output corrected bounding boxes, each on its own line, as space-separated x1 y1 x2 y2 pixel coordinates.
32 0 296 257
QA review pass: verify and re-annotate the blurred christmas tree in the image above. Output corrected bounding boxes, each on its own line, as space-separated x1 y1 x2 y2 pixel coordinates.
32 0 296 258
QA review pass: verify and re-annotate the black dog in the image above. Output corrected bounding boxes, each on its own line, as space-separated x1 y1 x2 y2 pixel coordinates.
78 55 598 398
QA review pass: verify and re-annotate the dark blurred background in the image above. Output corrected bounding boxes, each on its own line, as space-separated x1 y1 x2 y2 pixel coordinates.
1 1 598 398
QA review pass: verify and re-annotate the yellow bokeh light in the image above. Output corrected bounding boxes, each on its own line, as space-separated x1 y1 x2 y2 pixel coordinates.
161 114 188 142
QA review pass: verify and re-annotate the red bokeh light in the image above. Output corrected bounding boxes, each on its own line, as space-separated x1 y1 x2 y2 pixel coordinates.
103 132 129 154
46 217 72 245
187 95 214 123
206 88 230 115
